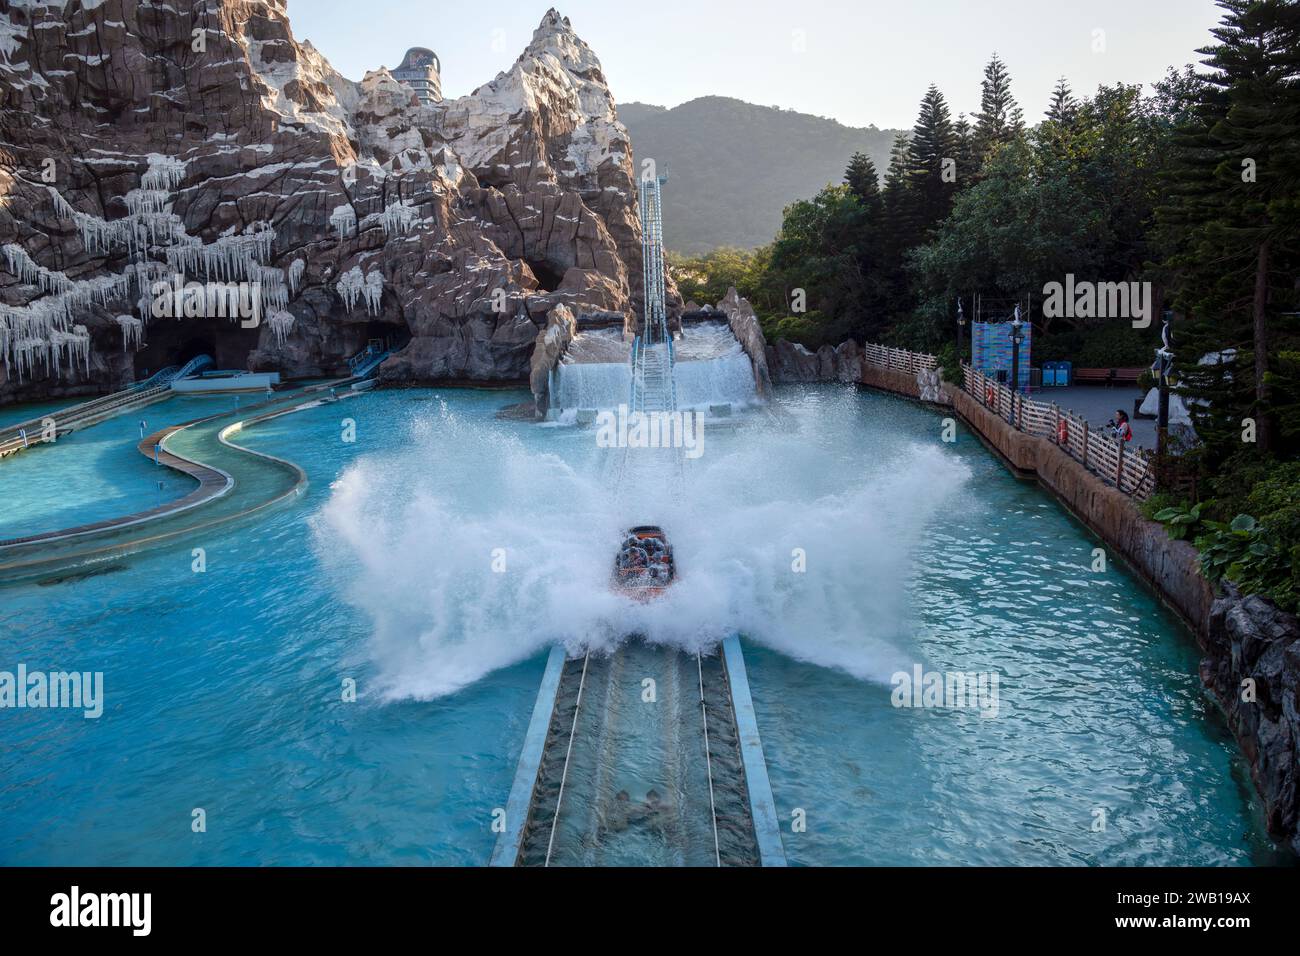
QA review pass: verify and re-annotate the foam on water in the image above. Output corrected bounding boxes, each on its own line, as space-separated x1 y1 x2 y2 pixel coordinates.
315 392 970 700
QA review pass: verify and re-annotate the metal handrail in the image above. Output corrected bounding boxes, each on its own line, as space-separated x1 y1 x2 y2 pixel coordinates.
0 379 173 445
960 363 1154 498
173 354 214 380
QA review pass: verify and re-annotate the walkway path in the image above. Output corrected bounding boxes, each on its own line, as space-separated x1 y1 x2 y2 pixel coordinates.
1037 384 1154 448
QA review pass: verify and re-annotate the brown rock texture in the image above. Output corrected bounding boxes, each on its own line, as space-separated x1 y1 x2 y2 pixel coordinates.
528 301 576 415
0 3 664 403
1200 587 1300 854
714 287 771 398
764 336 863 386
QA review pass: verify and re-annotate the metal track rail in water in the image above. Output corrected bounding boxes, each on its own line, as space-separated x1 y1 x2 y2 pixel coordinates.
697 652 721 867
544 652 590 867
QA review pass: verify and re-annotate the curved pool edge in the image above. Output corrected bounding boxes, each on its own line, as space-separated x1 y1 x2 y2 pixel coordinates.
0 386 358 585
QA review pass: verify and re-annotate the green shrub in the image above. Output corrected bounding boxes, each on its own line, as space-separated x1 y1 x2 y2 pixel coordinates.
1152 500 1209 540
1170 464 1300 611
936 341 962 387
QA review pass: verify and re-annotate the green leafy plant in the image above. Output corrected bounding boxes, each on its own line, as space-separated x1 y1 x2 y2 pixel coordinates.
1194 513 1298 611
936 341 962 388
1152 500 1208 540
1194 514 1261 579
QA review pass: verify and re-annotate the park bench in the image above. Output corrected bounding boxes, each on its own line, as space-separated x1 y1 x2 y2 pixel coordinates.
1074 367 1144 386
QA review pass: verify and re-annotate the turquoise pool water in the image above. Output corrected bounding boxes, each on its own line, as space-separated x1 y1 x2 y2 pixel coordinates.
0 396 84 431
0 394 242 540
0 385 1280 864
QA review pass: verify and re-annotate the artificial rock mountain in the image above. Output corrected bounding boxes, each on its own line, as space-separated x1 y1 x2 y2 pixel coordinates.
0 1 676 403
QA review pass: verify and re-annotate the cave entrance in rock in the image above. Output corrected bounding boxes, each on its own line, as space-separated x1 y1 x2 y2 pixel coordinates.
367 321 410 353
526 259 565 294
132 319 261 380
177 335 216 366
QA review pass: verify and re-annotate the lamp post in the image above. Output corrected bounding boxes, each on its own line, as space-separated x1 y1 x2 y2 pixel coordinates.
1007 305 1025 426
1009 304 1024 388
956 298 966 363
1153 317 1174 488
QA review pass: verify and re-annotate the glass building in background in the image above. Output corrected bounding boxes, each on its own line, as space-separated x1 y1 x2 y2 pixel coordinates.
393 47 442 105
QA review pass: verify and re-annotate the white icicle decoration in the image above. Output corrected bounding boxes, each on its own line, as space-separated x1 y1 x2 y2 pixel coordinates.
330 204 357 240
5 147 280 380
46 186 77 221
363 270 384 316
124 189 172 217
268 310 295 347
141 154 186 191
288 258 305 295
115 314 143 351
4 243 73 295
336 266 364 312
48 325 91 377
256 266 289 313
378 199 417 236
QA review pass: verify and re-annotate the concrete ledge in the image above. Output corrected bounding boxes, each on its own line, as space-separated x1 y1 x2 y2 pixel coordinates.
859 363 943 402
0 384 349 583
491 645 567 867
722 635 787 867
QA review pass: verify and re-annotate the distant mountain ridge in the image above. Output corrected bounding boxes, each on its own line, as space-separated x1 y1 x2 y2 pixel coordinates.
619 96 902 254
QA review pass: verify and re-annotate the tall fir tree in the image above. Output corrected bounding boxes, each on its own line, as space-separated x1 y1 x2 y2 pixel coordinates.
1159 0 1300 459
1045 76 1077 124
880 131 916 316
972 54 1025 170
905 85 960 239
952 113 978 185
881 131 913 243
843 151 882 215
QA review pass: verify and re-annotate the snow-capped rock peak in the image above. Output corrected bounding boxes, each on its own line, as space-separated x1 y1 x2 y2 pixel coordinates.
523 8 604 81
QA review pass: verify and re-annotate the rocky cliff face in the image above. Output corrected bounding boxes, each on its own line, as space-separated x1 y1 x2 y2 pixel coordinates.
0 2 663 403
714 287 772 398
1200 587 1300 855
766 337 863 384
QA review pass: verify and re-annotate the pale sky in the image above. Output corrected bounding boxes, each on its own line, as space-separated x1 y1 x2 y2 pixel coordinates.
289 0 1224 130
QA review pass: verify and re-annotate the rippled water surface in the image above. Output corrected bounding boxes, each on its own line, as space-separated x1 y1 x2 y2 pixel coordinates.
0 385 1278 864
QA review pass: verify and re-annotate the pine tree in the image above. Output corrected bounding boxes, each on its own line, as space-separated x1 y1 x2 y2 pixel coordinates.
1159 0 1300 459
972 54 1025 170
952 113 978 185
881 132 913 238
905 85 960 239
879 131 916 316
1045 76 1077 124
843 151 882 214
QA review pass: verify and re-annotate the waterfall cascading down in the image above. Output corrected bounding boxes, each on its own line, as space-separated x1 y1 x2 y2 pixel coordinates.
549 172 758 416
552 323 757 415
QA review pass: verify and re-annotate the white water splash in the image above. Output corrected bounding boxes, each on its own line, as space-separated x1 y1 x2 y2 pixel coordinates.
314 393 970 700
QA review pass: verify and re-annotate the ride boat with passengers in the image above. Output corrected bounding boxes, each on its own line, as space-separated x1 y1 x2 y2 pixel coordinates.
613 526 676 599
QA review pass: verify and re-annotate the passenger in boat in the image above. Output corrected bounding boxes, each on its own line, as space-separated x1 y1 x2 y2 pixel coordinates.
618 544 649 572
